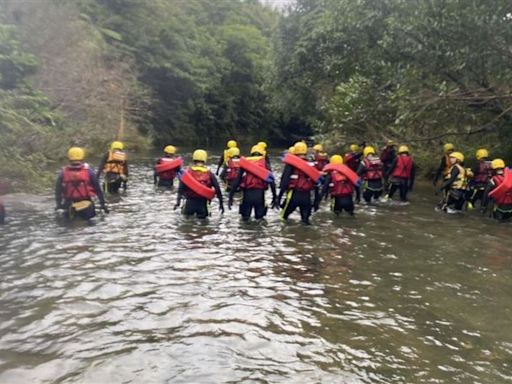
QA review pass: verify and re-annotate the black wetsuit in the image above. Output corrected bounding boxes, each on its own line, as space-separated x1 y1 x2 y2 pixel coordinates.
176 171 223 219
278 164 320 224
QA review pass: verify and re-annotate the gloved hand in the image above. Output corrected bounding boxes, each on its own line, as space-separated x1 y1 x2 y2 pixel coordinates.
219 204 225 214
271 196 279 209
228 199 233 210
101 204 109 214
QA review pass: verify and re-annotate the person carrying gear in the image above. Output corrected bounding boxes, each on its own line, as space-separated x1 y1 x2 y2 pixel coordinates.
433 143 455 186
228 145 277 221
385 145 416 202
437 152 467 213
467 148 492 209
56 147 108 220
380 140 397 192
97 141 129 194
357 146 384 203
344 143 363 202
277 141 322 225
321 155 359 216
257 141 272 170
216 139 237 175
313 144 329 171
481 159 512 221
175 149 224 218
220 147 241 192
154 145 183 188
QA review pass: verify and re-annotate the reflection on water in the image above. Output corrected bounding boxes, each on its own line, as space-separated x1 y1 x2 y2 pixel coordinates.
0 153 511 383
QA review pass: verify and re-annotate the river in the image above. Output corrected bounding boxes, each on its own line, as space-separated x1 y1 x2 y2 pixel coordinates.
0 151 511 383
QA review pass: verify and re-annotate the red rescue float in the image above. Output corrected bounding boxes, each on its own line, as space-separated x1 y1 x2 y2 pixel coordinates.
181 170 216 200
282 154 322 183
239 157 273 183
154 157 183 174
322 163 360 186
489 168 512 202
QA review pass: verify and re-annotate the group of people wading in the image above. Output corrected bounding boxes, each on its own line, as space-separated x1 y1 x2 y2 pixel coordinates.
40 139 512 224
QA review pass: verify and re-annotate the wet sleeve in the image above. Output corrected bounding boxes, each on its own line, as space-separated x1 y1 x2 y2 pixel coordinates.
89 169 105 205
210 172 223 205
219 164 227 180
278 165 293 199
176 180 185 204
216 152 224 174
269 180 277 199
96 153 108 178
228 169 243 201
55 172 63 207
440 166 459 190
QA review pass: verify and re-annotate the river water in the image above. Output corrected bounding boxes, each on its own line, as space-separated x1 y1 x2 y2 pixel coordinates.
0 152 511 384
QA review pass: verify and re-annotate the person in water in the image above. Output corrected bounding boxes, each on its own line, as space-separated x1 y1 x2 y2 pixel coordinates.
437 151 467 213
313 144 329 171
216 139 237 176
154 145 182 188
467 148 492 209
220 147 241 192
175 149 224 218
481 159 512 221
97 141 128 193
228 145 277 221
321 155 358 216
278 141 321 225
256 141 272 170
56 147 108 220
385 145 416 202
357 146 384 203
433 143 455 187
344 143 363 202
380 140 396 192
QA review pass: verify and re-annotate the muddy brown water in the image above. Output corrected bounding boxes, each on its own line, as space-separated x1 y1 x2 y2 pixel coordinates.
0 152 511 383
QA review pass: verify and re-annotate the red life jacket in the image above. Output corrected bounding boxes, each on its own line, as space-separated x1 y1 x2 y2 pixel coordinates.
155 157 182 180
330 171 354 197
391 155 413 179
474 160 492 184
490 173 512 205
363 157 384 181
344 152 359 172
314 152 329 171
62 164 95 201
240 157 268 190
183 168 214 199
288 168 315 192
225 158 241 182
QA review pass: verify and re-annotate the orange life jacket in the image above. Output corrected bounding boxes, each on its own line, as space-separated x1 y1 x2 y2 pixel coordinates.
104 150 127 175
362 157 383 181
330 171 354 197
240 157 268 190
62 164 95 201
391 155 413 179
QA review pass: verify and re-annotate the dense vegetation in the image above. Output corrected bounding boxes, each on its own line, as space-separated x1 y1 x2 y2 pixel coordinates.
0 0 511 191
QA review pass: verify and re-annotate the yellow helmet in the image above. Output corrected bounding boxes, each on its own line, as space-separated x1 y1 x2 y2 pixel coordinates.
192 149 208 162
443 143 455 153
349 144 359 152
68 147 85 161
164 145 176 155
294 141 308 155
111 141 124 150
313 144 323 152
386 140 395 146
475 148 489 160
449 151 464 163
330 154 343 165
227 140 237 148
398 145 409 154
288 146 295 154
491 158 505 170
257 141 267 149
251 145 264 155
363 146 375 157
227 147 240 158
